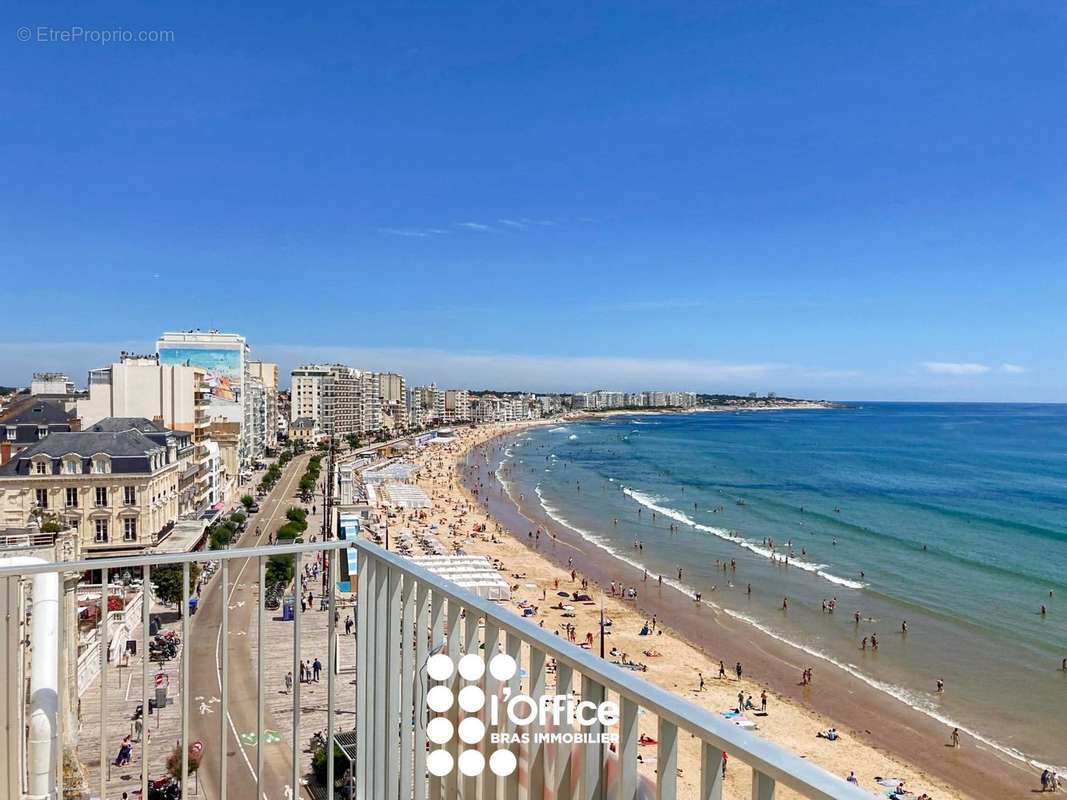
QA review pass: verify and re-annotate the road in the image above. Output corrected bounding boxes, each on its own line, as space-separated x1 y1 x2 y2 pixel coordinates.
188 452 310 800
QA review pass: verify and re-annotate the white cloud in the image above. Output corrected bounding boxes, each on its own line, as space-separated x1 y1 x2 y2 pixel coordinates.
497 218 525 228
1000 363 1027 374
379 228 430 238
922 361 992 375
454 221 491 231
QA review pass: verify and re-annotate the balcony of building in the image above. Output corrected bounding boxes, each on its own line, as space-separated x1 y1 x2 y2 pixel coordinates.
0 539 871 800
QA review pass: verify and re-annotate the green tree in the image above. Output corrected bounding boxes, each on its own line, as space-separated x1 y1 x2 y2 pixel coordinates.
151 562 202 606
241 494 255 510
265 553 294 589
276 522 302 541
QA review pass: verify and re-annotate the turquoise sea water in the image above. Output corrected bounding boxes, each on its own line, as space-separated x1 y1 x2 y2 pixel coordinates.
497 404 1067 769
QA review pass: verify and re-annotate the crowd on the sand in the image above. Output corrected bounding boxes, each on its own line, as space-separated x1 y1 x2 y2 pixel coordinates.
370 422 1020 799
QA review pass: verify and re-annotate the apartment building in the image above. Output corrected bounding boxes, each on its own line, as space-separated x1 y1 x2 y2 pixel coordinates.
156 330 257 470
290 364 330 425
290 364 389 439
29 372 75 396
0 418 191 556
248 360 279 452
443 389 470 423
378 372 408 430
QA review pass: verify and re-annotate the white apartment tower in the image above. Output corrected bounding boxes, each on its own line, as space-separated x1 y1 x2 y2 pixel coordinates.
291 364 330 425
290 363 389 438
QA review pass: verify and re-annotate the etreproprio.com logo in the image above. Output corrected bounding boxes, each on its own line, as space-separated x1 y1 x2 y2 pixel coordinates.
424 652 619 778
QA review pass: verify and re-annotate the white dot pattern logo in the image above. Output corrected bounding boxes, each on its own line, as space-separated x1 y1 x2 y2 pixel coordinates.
425 653 517 777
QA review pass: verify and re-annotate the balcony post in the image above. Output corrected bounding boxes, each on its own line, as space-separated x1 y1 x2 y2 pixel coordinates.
529 647 547 800
141 564 151 800
373 558 388 799
616 697 639 800
386 566 402 799
462 606 480 798
579 676 606 800
428 590 446 800
699 742 724 800
656 718 677 800
400 571 417 800
220 558 229 800
482 620 500 800
444 600 461 798
752 769 776 800
355 552 372 800
181 562 190 795
98 567 108 800
414 582 430 800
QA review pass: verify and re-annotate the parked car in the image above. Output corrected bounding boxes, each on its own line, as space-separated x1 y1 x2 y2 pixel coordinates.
248 502 260 513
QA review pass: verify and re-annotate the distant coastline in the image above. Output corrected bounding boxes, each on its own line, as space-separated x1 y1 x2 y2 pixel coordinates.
567 397 845 420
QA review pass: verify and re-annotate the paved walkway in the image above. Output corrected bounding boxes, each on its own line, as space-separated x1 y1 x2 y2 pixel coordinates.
76 601 189 799
76 451 359 800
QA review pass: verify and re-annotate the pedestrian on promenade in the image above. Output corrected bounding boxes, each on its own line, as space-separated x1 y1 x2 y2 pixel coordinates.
299 662 306 683
285 671 293 694
313 658 322 682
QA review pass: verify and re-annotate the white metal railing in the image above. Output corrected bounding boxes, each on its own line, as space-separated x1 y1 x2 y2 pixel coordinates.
1 537 875 800
353 538 874 800
0 539 348 800
76 588 145 694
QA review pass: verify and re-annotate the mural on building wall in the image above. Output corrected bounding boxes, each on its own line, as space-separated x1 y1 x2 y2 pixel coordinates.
158 346 243 423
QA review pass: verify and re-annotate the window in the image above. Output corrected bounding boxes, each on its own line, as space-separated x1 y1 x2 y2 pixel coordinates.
123 518 137 542
63 458 80 475
94 519 108 543
34 489 48 509
37 426 48 439
95 487 108 507
91 456 110 475
34 461 48 475
65 487 78 508
4 427 14 441
123 486 136 505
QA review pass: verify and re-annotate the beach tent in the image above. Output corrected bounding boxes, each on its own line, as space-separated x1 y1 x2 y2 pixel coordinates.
409 555 512 601
380 482 432 509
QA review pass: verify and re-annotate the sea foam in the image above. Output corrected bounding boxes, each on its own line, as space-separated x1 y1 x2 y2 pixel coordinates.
622 487 866 590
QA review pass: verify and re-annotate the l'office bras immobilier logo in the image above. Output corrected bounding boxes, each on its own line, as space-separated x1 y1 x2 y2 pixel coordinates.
423 652 620 778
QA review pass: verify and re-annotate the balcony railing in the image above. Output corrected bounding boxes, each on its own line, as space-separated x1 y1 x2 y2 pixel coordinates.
352 538 872 800
0 538 873 800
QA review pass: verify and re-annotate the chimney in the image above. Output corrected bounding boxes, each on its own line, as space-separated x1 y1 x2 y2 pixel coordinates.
69 418 82 432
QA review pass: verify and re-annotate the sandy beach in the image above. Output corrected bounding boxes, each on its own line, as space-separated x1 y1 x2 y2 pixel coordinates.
380 421 1038 800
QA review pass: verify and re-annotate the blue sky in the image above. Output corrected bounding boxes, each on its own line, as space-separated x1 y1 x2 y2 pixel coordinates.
2 1 1064 399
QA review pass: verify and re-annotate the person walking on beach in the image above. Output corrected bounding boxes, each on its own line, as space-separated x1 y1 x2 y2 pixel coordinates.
951 727 960 748
698 672 705 692
735 661 743 680
936 678 944 693
718 661 726 679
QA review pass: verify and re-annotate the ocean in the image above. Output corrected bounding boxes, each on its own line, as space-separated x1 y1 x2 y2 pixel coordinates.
489 404 1067 771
